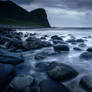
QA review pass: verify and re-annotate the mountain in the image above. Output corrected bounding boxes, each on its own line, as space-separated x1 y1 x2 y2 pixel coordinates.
0 1 50 28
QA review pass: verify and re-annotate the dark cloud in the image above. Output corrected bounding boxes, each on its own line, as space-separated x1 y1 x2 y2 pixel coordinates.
8 0 92 11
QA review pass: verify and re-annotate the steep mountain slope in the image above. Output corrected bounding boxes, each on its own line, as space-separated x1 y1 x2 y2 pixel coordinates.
0 1 50 27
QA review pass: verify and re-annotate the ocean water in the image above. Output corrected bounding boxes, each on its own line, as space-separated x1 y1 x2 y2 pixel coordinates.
17 28 92 92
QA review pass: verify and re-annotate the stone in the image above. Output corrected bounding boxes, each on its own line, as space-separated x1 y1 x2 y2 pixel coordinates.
38 79 70 92
51 35 63 41
0 63 15 91
9 74 34 90
73 47 82 51
80 52 92 60
53 44 70 51
87 47 92 52
80 75 92 91
0 48 24 65
47 62 78 82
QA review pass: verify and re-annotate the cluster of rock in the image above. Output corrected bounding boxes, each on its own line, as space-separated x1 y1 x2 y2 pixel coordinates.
0 28 92 92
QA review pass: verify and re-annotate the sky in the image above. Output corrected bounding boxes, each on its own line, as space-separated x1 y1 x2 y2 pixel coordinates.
3 0 92 27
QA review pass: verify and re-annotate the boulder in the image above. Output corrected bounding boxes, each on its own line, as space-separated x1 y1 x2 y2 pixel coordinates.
53 44 70 51
80 75 92 91
76 39 84 43
47 62 78 82
0 63 15 91
53 40 66 45
38 79 70 92
80 52 92 60
0 48 24 65
9 74 34 91
23 36 51 50
78 43 86 48
66 39 76 44
51 35 63 41
73 47 82 51
87 47 92 52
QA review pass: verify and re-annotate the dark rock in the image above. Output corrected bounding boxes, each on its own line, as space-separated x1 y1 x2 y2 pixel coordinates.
0 48 24 65
80 75 92 91
76 39 84 43
78 43 86 48
87 47 92 52
0 63 15 91
47 62 78 82
80 52 92 60
66 39 76 44
51 35 63 41
53 44 70 51
38 79 70 92
73 47 82 51
23 36 51 50
9 74 34 91
53 40 66 45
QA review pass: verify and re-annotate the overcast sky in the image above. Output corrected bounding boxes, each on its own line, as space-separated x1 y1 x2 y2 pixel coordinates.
5 0 92 27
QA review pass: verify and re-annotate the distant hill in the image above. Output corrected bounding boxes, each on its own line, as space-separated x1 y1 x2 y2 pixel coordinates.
0 1 50 28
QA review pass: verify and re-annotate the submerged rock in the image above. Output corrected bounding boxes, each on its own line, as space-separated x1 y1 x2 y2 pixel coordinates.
78 43 86 48
80 75 92 91
0 63 15 91
35 62 51 72
0 48 24 65
9 74 34 91
35 48 58 60
66 39 76 44
80 52 92 60
47 62 78 82
53 44 70 51
38 79 70 92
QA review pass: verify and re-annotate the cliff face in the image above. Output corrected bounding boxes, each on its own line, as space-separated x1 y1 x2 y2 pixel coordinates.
0 1 50 27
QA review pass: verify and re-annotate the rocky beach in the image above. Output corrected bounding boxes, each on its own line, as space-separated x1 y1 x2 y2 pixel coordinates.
0 28 92 92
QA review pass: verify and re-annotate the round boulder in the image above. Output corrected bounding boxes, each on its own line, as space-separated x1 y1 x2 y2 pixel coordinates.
53 44 70 51
87 47 92 52
47 62 78 82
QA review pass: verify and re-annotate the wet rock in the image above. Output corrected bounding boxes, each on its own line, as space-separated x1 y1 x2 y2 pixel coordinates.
0 63 15 91
35 62 51 72
76 39 84 43
78 43 86 48
53 44 70 51
47 62 78 82
23 36 51 50
80 52 92 60
0 48 24 65
66 39 76 44
73 47 82 51
9 74 34 91
53 40 66 45
80 75 92 91
38 79 70 92
51 35 63 41
87 47 92 52
35 48 58 60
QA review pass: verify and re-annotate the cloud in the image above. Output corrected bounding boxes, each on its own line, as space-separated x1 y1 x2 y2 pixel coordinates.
10 0 92 11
